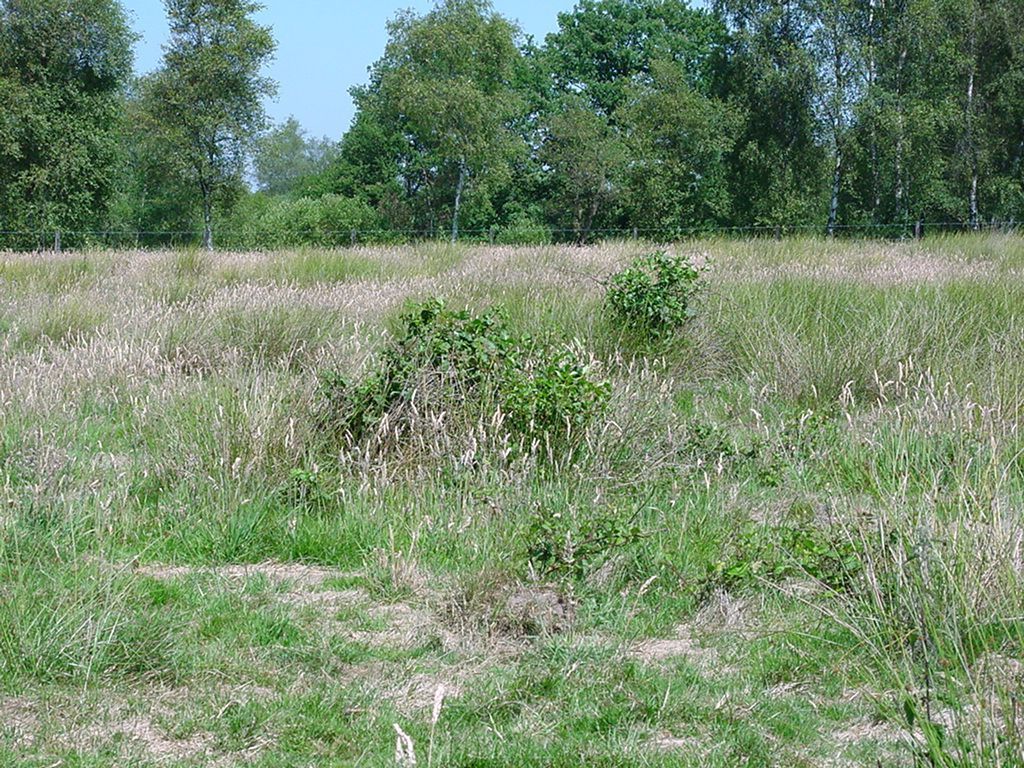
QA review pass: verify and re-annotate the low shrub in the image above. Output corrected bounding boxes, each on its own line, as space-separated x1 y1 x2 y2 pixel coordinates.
318 298 610 455
606 250 702 337
525 502 647 580
495 215 552 246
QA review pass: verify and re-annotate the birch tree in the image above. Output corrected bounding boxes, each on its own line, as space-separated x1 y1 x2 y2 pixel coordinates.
366 0 523 242
143 0 275 250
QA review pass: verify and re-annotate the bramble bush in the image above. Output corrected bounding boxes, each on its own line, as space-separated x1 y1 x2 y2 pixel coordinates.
606 251 702 337
318 298 609 451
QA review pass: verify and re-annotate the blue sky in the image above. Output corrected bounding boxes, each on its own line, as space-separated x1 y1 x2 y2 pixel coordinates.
121 1 577 142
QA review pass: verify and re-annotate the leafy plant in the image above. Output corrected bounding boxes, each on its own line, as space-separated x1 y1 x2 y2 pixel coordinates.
318 298 610 453
526 504 646 580
606 251 702 337
710 519 864 593
502 342 610 438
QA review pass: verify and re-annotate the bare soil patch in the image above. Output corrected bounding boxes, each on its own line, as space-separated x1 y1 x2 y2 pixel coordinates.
135 560 353 588
629 625 719 668
0 696 38 747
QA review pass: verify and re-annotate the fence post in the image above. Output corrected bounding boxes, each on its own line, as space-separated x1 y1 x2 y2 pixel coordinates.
488 226 496 245
54 230 61 253
350 229 357 247
632 226 638 240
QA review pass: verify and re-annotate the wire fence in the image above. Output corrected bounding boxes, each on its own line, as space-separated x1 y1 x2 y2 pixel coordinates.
0 220 1019 252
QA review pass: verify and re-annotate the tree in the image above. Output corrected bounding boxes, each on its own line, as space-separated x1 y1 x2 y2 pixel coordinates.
943 0 1024 229
619 60 739 234
301 87 418 229
978 0 1024 224
107 76 201 242
541 97 626 242
254 117 336 197
0 0 134 244
716 0 827 230
545 0 726 117
809 0 862 236
143 0 275 249
540 0 729 239
361 0 524 242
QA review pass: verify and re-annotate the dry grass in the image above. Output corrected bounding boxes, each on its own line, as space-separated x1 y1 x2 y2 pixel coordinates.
2 237 1023 766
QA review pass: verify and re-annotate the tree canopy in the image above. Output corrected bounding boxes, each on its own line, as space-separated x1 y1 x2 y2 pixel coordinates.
2 0 1024 247
139 0 276 249
0 0 134 243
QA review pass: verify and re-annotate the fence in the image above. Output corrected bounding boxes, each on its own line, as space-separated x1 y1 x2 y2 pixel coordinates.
0 220 1019 252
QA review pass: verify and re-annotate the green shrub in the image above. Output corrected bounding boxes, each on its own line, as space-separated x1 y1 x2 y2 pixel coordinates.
606 251 701 336
495 215 552 246
224 193 382 248
318 298 609 453
525 502 646 580
709 518 864 593
503 343 610 437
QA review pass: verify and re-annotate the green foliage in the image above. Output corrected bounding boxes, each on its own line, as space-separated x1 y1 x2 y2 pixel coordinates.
6 0 1024 243
254 117 337 197
495 214 552 245
360 0 525 241
525 502 646 580
711 519 864 593
545 0 726 115
716 0 827 229
619 60 741 233
222 193 382 248
541 98 625 243
0 0 134 238
140 0 277 249
318 298 609 451
606 251 701 336
502 342 611 438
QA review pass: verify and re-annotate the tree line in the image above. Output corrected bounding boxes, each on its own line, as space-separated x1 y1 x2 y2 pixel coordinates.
1 0 1022 249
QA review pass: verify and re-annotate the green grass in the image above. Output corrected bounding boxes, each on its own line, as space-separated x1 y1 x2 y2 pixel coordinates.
1 237 1022 766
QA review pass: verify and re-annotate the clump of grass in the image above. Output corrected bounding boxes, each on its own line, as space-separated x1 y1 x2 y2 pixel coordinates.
15 298 107 348
815 496 1024 765
213 305 343 369
161 304 346 373
275 249 385 285
0 255 98 293
172 249 211 280
0 559 189 686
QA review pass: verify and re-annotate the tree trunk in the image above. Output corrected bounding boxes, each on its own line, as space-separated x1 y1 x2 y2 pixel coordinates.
827 147 842 237
572 196 585 245
969 166 979 231
967 66 979 231
202 193 214 251
965 13 980 232
894 47 908 229
450 161 466 245
826 25 844 239
867 0 880 219
581 197 599 245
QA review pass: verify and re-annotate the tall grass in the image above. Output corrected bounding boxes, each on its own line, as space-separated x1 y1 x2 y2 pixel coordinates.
0 237 1022 764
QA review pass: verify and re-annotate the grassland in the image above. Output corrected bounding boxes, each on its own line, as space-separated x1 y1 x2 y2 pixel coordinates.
1 236 1023 767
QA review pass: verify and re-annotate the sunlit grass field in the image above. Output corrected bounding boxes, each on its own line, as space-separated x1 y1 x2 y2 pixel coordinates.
2 236 1024 767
